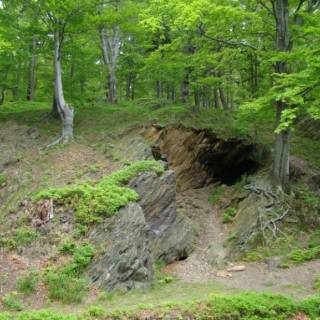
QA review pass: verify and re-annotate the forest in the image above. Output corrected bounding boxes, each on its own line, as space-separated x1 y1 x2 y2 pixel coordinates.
0 0 320 319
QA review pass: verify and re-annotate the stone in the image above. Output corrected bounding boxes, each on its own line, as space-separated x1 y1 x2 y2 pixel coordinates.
216 270 233 278
129 169 195 263
227 265 246 272
89 203 153 291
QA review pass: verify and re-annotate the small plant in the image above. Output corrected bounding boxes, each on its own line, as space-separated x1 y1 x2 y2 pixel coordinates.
2 292 24 311
313 275 320 291
59 239 76 254
45 269 87 304
223 207 237 223
0 172 7 188
45 243 94 304
209 185 225 204
15 228 37 247
17 271 38 295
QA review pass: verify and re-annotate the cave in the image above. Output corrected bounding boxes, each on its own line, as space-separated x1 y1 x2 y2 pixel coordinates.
145 124 268 191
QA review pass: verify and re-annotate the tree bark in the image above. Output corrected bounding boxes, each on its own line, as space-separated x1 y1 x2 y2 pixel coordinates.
272 0 291 192
27 36 37 101
181 70 190 103
101 26 120 104
219 87 228 110
53 29 74 143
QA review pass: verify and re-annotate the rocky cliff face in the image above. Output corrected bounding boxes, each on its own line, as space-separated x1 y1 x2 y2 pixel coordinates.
145 124 268 191
89 169 195 291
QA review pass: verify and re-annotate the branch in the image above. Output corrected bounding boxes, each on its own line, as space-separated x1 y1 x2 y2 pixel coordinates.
198 26 258 50
257 0 274 15
294 0 307 14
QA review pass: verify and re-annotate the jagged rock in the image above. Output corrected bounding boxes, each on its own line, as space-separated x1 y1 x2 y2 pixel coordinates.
89 203 153 291
129 170 195 263
145 124 268 191
89 169 195 291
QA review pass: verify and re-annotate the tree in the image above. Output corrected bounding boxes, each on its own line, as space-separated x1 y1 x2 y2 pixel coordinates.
38 0 89 143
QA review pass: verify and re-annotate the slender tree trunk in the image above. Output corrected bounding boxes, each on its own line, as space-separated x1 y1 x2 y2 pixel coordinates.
27 36 37 101
219 87 228 110
156 80 163 99
53 29 74 143
214 88 220 109
0 89 5 105
101 26 120 104
181 70 190 103
272 0 291 192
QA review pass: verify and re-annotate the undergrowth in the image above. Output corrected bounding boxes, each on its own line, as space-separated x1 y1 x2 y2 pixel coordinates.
0 292 319 319
45 243 94 304
34 160 164 229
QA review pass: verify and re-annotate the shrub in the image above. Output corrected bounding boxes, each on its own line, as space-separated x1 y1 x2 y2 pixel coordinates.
34 161 164 228
45 243 94 304
59 240 76 254
223 207 237 223
45 270 87 304
2 292 23 311
17 271 38 295
0 172 6 188
287 246 320 264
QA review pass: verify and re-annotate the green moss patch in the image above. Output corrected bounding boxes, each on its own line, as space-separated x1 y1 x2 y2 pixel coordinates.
34 160 164 228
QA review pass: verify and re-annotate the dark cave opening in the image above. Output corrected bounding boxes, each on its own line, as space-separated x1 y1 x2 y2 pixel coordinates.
147 125 269 190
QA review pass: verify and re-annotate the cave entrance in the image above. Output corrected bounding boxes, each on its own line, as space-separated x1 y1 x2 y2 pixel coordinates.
145 124 268 191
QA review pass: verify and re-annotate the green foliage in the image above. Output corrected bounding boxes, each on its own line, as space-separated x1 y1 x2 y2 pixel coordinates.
2 292 23 311
314 275 320 291
59 239 76 254
0 228 37 251
16 271 38 295
287 246 320 264
0 292 319 319
34 161 164 228
45 243 94 304
45 270 87 304
0 172 6 188
222 207 237 224
209 185 225 204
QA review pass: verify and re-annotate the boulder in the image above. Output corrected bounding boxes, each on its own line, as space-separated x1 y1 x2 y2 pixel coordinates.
89 203 153 291
129 170 195 263
89 169 195 291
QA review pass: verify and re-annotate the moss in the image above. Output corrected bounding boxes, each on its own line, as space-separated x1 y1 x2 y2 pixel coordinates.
34 161 164 228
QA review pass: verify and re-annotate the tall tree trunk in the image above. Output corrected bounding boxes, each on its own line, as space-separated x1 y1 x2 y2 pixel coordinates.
0 89 5 105
27 36 37 101
214 88 220 109
53 30 74 143
219 87 228 110
272 0 291 192
101 26 120 104
156 80 163 99
181 70 190 103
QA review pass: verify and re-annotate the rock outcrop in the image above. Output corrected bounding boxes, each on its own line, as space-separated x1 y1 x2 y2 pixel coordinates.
89 203 153 291
129 170 195 263
145 124 268 191
89 169 195 291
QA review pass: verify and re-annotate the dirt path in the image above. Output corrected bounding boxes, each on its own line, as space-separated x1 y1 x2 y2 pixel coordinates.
174 187 320 298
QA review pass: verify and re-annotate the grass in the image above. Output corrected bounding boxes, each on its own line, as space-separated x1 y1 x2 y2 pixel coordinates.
16 271 38 295
2 292 24 311
45 243 95 304
0 291 320 319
